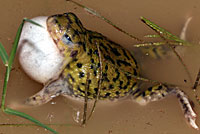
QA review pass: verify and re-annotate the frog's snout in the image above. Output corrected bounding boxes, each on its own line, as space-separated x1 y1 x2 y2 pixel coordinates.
25 95 46 106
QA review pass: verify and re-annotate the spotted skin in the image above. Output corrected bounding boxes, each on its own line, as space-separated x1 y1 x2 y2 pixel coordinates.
25 13 198 129
45 13 139 99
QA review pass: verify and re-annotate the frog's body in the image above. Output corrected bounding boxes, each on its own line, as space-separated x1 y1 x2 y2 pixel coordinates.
26 13 198 129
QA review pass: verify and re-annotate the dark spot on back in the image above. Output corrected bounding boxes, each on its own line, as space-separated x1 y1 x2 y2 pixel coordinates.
107 44 121 56
91 58 94 63
109 84 114 89
102 87 107 90
127 75 131 79
120 81 123 85
117 60 131 66
90 65 93 69
93 49 98 55
100 43 109 53
88 79 91 84
97 63 100 68
104 55 115 64
66 64 70 69
81 42 86 51
76 63 82 68
113 69 120 82
93 70 97 76
94 88 98 93
123 85 128 89
88 49 92 55
122 49 130 60
103 73 110 82
115 91 120 95
105 92 111 97
87 91 91 96
79 72 85 78
105 65 108 70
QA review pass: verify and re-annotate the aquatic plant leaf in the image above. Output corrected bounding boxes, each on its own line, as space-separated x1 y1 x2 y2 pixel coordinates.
8 18 42 68
140 16 193 83
140 17 190 46
0 18 58 134
4 108 58 134
144 34 161 38
24 18 44 28
0 42 8 65
67 0 143 42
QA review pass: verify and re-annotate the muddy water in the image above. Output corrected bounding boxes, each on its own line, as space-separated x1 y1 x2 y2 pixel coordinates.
0 0 200 134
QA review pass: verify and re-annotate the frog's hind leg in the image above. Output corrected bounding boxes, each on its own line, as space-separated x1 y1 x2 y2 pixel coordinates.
132 84 198 130
26 77 69 106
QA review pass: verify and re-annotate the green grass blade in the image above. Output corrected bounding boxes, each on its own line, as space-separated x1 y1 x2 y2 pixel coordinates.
140 16 193 83
0 18 58 134
133 41 186 47
68 0 144 42
8 18 43 69
1 20 26 109
24 18 44 28
1 67 10 110
4 108 58 134
8 21 24 68
140 17 190 45
133 42 165 47
144 34 161 38
0 42 8 65
0 123 70 127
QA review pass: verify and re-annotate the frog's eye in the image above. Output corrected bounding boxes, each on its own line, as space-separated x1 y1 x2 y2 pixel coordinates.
62 34 73 46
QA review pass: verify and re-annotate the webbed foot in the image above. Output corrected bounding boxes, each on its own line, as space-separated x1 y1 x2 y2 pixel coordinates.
133 84 198 130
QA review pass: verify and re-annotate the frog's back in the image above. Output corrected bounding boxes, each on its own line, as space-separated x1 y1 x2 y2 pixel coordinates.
63 28 139 99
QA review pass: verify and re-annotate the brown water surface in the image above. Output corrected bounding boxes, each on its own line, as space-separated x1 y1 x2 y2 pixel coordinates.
0 0 200 134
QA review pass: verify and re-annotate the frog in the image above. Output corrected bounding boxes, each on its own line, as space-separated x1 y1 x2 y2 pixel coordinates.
25 12 198 129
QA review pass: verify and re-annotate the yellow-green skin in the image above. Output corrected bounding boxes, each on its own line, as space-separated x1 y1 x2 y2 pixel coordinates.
46 13 139 99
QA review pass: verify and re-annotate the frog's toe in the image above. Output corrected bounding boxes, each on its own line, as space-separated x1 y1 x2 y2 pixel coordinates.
175 89 199 130
185 110 198 130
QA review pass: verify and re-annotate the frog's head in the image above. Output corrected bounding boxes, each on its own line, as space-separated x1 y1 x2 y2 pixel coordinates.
47 12 86 59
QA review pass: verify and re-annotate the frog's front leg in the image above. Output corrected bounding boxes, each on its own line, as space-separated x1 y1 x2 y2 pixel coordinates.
26 75 70 106
132 84 198 130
